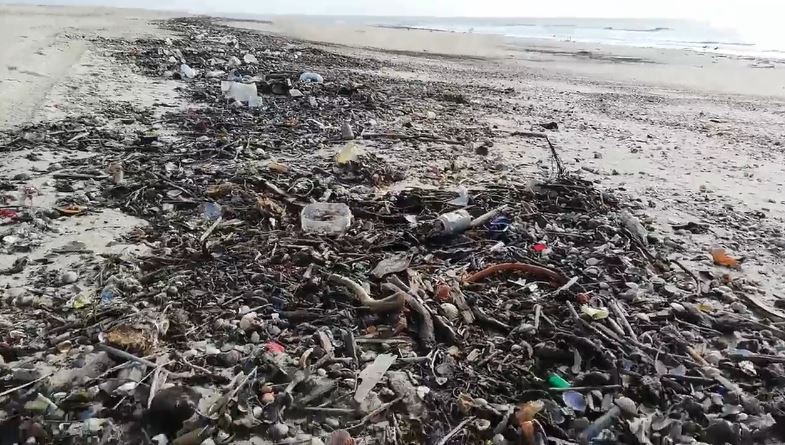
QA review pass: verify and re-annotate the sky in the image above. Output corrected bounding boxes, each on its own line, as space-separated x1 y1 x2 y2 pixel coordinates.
3 0 783 46
0 0 774 20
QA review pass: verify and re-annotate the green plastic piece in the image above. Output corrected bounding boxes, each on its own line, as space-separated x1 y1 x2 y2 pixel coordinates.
547 373 571 389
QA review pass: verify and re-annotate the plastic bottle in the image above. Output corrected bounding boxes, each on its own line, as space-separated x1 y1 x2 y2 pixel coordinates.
436 210 472 235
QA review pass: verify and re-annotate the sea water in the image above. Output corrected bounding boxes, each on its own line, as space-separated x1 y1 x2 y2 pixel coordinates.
377 17 785 59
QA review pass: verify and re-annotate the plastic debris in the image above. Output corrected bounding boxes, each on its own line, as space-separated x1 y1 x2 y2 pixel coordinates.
301 203 353 235
335 141 365 165
711 247 741 268
562 391 587 412
340 121 354 140
201 202 223 221
620 210 649 246
547 374 571 389
354 353 396 402
447 185 470 206
581 305 610 320
488 215 511 241
299 72 324 83
180 63 197 79
435 210 472 236
221 81 262 107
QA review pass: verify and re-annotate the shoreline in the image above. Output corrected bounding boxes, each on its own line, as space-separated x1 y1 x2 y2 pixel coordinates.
401 25 785 61
224 17 785 99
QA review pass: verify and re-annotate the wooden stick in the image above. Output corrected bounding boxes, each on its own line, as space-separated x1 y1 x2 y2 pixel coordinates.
548 385 622 393
510 131 564 176
328 274 405 313
200 216 223 244
671 259 702 295
608 300 637 341
0 373 52 398
436 417 475 445
383 281 436 348
469 205 509 228
52 173 109 180
347 396 403 430
95 343 157 368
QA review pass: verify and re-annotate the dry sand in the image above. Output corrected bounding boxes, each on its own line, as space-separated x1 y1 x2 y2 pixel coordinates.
1 6 784 298
0 5 181 128
0 5 184 289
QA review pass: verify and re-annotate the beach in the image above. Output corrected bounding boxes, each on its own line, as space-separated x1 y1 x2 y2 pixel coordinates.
2 5 785 444
231 17 785 295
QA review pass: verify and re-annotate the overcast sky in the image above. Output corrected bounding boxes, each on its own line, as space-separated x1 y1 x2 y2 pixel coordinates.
0 0 773 20
5 0 782 44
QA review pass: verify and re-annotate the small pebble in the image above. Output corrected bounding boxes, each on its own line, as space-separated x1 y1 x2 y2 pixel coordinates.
492 434 509 445
219 350 241 367
662 285 682 298
239 313 256 332
60 271 78 285
730 302 747 313
615 397 637 416
269 423 289 440
13 368 41 382
252 406 263 419
440 303 459 322
584 267 601 277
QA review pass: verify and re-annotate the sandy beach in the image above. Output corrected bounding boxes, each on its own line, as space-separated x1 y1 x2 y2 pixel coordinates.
231 17 785 295
2 5 785 444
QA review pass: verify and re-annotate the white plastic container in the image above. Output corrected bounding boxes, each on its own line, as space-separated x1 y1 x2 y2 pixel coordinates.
301 203 353 235
221 81 260 106
436 210 472 235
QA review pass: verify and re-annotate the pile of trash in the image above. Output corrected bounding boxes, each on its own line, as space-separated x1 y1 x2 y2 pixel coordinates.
2 16 785 445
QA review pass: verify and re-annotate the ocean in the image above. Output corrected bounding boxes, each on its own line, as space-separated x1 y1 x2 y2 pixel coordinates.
373 17 784 59
235 14 782 60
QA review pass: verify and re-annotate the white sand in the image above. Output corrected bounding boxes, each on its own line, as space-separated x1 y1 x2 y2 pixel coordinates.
0 5 178 129
0 5 183 290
